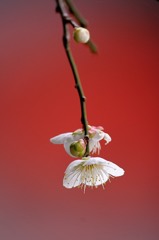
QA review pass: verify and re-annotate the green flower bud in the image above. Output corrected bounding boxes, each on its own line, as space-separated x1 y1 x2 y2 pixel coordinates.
70 139 86 157
73 27 90 43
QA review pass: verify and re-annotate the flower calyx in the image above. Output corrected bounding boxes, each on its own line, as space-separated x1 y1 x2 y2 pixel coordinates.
70 139 86 157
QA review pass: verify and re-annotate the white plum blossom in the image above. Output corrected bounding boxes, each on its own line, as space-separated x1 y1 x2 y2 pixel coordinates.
63 157 124 191
50 125 111 158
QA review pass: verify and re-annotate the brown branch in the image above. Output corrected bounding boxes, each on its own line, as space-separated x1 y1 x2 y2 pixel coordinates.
56 0 90 156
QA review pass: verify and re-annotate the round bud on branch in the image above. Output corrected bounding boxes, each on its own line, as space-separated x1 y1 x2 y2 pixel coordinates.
73 27 90 43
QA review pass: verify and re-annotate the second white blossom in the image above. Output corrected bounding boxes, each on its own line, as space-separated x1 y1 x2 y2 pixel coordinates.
63 157 124 191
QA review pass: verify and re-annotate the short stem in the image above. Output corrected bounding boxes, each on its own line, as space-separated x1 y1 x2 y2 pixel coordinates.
56 0 89 156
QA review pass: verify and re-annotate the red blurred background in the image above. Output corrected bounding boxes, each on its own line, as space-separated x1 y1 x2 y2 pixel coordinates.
0 0 159 239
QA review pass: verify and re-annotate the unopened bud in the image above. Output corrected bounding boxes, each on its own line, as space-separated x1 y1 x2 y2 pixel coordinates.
73 27 90 43
70 139 86 157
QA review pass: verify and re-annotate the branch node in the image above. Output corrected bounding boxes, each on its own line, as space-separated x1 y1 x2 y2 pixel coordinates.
82 96 86 101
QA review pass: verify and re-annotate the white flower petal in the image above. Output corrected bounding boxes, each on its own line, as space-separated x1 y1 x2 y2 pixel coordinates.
65 160 84 173
93 131 105 141
89 139 96 152
63 169 82 188
83 157 106 166
63 160 84 188
50 133 72 144
103 161 124 177
72 132 84 141
104 133 112 144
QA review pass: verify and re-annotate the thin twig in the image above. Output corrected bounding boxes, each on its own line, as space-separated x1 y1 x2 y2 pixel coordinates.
65 0 88 27
65 0 98 53
56 0 89 156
